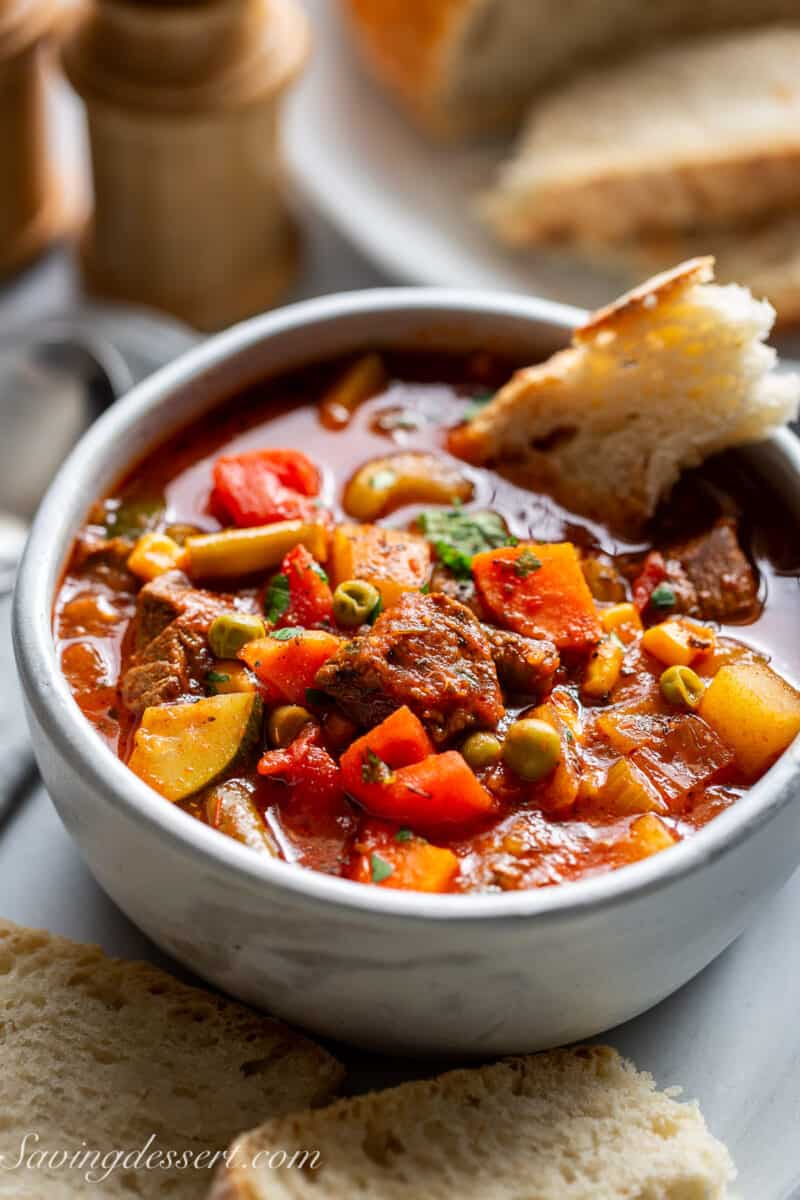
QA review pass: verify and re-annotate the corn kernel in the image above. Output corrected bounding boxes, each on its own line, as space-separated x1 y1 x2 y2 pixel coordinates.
641 618 715 668
127 532 188 581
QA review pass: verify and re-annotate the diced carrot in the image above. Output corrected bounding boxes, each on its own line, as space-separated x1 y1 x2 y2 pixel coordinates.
269 544 333 629
472 542 601 653
331 523 431 609
239 630 341 703
340 707 433 812
346 819 459 893
344 736 494 829
212 449 321 528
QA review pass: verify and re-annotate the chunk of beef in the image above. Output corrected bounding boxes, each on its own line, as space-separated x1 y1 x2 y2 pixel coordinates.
428 565 483 617
131 571 237 652
314 591 504 744
669 519 759 623
121 616 212 714
483 627 559 697
122 573 246 714
71 533 137 592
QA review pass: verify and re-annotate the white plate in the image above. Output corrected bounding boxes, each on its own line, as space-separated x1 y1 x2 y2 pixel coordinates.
286 0 628 313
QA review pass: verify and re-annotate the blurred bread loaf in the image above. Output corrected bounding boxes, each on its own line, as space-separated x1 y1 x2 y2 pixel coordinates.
0 919 342 1200
484 27 800 246
211 1045 735 1199
342 0 800 139
449 259 799 534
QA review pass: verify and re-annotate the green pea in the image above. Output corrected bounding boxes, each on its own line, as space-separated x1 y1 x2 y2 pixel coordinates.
502 718 561 782
332 579 381 627
461 731 502 771
660 665 705 709
209 612 266 659
267 705 313 748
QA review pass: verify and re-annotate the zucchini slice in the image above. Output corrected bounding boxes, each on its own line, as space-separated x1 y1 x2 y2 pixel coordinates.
129 693 262 803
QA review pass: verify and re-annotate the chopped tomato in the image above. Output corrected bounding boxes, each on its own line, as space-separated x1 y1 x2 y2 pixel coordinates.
472 542 601 654
212 449 322 528
268 544 333 629
346 818 459 892
258 727 341 797
632 551 668 614
239 630 341 704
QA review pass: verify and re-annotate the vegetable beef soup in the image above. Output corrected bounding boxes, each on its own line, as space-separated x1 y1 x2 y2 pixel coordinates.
55 351 800 893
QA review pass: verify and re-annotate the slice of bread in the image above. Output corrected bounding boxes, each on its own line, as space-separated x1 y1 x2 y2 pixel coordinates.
448 258 799 534
210 1045 735 1199
343 0 800 139
483 27 800 244
0 919 342 1199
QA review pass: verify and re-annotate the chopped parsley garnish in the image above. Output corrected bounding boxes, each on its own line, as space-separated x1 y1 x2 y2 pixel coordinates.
371 853 394 883
395 828 413 842
270 626 305 641
362 749 393 785
264 573 290 623
369 468 398 491
650 582 677 610
417 508 513 580
514 548 542 578
205 670 230 696
310 561 329 583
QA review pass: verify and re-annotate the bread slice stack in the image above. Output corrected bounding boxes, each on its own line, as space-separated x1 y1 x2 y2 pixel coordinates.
449 258 799 533
0 920 342 1200
483 26 800 322
342 0 799 139
211 1046 735 1199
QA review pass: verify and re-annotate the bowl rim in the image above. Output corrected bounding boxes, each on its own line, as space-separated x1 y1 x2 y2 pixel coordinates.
14 286 800 924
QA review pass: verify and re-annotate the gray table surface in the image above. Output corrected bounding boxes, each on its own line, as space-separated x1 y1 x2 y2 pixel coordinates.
2 207 799 1200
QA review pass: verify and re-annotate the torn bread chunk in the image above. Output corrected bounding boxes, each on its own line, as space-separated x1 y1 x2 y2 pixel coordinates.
210 1045 735 1200
0 919 342 1200
483 27 800 245
449 258 799 534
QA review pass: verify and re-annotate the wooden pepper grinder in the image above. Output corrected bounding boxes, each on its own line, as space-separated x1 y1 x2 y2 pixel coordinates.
0 0 65 278
61 0 310 331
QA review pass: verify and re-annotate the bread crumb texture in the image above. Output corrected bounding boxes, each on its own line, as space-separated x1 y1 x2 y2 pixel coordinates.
449 258 799 533
212 1045 735 1200
0 919 342 1199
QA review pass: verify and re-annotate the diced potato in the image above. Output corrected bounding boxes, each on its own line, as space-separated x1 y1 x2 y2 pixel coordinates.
699 661 800 777
206 660 258 695
641 618 715 667
331 523 431 609
582 637 624 699
129 693 262 802
127 532 187 581
598 758 667 816
319 353 387 429
600 602 643 645
530 690 581 814
186 520 328 580
621 813 677 861
344 452 473 521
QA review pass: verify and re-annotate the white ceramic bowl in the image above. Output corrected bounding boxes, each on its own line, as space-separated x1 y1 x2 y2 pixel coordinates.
13 290 800 1055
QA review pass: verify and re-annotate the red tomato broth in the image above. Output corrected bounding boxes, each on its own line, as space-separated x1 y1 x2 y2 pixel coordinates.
53 350 800 894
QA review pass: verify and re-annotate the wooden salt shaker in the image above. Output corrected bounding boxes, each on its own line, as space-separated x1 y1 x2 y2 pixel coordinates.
61 0 310 331
0 0 65 278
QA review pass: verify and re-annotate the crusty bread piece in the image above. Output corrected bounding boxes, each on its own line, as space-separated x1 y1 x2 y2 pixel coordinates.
449 258 799 534
210 1045 735 1200
342 0 800 139
0 919 342 1199
483 26 800 245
